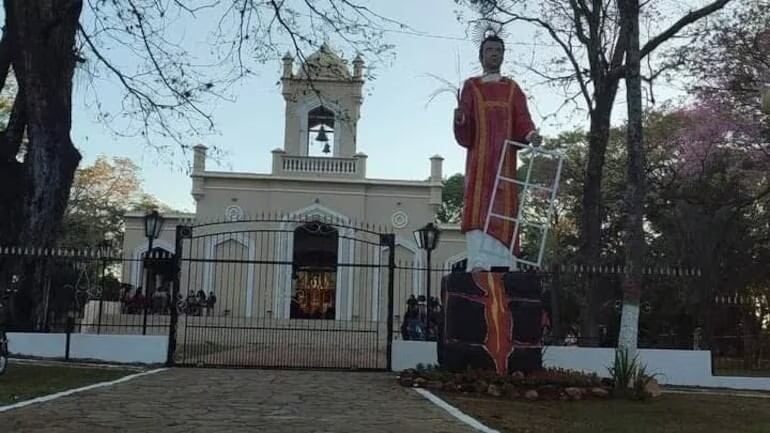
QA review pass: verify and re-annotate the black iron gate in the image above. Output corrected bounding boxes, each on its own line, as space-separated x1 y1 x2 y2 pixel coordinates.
168 216 395 370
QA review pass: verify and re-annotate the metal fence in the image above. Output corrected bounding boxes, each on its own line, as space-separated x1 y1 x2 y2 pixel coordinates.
539 265 706 350
710 293 770 376
711 335 770 376
391 263 707 347
0 247 175 337
2 241 769 376
171 218 393 370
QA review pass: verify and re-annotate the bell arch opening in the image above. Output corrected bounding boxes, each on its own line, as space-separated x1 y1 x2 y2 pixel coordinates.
307 106 335 156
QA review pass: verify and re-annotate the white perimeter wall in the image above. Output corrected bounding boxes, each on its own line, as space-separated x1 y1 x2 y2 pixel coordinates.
392 340 437 372
392 342 770 391
8 333 168 365
544 346 770 391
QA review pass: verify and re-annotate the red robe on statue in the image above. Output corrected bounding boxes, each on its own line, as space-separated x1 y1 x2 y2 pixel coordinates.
454 76 536 249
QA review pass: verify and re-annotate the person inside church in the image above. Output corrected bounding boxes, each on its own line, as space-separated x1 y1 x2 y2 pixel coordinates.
206 291 217 316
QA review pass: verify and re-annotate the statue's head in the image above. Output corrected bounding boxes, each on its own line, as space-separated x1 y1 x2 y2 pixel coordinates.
479 35 505 73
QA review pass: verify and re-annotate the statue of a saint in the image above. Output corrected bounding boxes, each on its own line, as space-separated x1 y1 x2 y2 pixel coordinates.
454 35 542 272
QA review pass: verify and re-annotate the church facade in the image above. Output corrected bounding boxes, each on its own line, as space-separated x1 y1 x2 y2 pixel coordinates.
121 45 469 323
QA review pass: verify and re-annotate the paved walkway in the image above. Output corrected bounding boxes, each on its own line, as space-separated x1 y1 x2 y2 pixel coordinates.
2 369 475 433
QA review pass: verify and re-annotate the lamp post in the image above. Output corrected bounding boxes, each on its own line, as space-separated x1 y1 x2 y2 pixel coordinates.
143 210 164 335
414 222 441 340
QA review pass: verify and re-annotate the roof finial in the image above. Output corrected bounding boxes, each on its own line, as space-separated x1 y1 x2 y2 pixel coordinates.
353 53 364 79
282 51 294 78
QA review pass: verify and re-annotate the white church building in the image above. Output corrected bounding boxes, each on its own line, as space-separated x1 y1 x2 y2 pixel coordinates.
121 44 468 323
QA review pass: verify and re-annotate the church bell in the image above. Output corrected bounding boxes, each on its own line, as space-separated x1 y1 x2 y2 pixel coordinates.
315 125 331 154
315 125 329 143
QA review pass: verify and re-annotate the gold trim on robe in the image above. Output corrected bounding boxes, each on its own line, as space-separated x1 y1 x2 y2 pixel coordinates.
453 77 536 249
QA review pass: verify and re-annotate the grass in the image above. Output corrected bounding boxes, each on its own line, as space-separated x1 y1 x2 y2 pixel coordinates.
439 392 770 433
0 363 134 405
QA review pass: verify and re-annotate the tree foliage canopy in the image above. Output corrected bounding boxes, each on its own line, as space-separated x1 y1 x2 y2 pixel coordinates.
61 155 174 248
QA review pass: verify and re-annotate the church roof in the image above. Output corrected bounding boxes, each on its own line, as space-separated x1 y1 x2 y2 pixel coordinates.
297 43 351 80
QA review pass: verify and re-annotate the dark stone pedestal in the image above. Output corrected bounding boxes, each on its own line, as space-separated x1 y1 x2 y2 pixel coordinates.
438 272 544 374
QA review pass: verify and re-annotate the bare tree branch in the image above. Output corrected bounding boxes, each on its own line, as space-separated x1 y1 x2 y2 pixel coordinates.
491 12 595 112
640 0 732 59
73 0 403 151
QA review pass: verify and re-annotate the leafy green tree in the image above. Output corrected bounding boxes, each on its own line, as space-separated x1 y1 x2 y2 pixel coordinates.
60 156 172 248
655 0 770 354
437 173 465 224
645 102 770 349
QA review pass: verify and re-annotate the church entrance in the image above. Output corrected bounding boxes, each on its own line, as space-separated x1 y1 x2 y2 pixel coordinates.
291 222 338 319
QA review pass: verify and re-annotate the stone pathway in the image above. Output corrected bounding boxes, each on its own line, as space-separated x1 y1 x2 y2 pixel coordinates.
2 369 476 433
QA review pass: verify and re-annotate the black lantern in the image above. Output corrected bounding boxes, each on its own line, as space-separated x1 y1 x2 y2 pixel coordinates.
414 222 441 252
414 222 441 340
141 210 164 335
143 210 165 241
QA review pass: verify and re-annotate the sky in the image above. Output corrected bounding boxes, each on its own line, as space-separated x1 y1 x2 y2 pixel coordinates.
68 0 694 212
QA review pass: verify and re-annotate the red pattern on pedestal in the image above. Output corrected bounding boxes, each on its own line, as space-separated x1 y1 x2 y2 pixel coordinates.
454 77 535 248
439 272 544 374
453 272 514 374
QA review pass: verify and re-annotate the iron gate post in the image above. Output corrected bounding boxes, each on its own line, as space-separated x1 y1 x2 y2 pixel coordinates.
382 233 396 371
65 315 74 361
167 225 188 366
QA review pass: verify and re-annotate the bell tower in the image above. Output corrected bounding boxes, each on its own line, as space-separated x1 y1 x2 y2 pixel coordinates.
280 45 364 158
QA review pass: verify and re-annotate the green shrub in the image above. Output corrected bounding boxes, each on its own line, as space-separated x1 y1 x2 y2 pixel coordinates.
608 349 657 400
608 349 638 391
632 364 659 400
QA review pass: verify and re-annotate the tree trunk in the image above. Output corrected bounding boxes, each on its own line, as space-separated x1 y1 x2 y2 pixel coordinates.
580 100 615 262
8 0 83 244
5 0 83 327
618 0 646 355
578 96 617 346
0 10 24 246
697 258 717 349
0 160 25 245
549 267 562 342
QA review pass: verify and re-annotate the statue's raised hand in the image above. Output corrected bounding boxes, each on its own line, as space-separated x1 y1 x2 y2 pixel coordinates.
526 130 543 147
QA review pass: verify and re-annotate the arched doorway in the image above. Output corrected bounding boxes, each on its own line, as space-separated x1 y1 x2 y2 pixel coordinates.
291 222 338 319
142 246 174 296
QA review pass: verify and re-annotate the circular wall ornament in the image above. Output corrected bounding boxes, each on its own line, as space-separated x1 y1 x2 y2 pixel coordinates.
225 205 244 222
391 211 409 229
